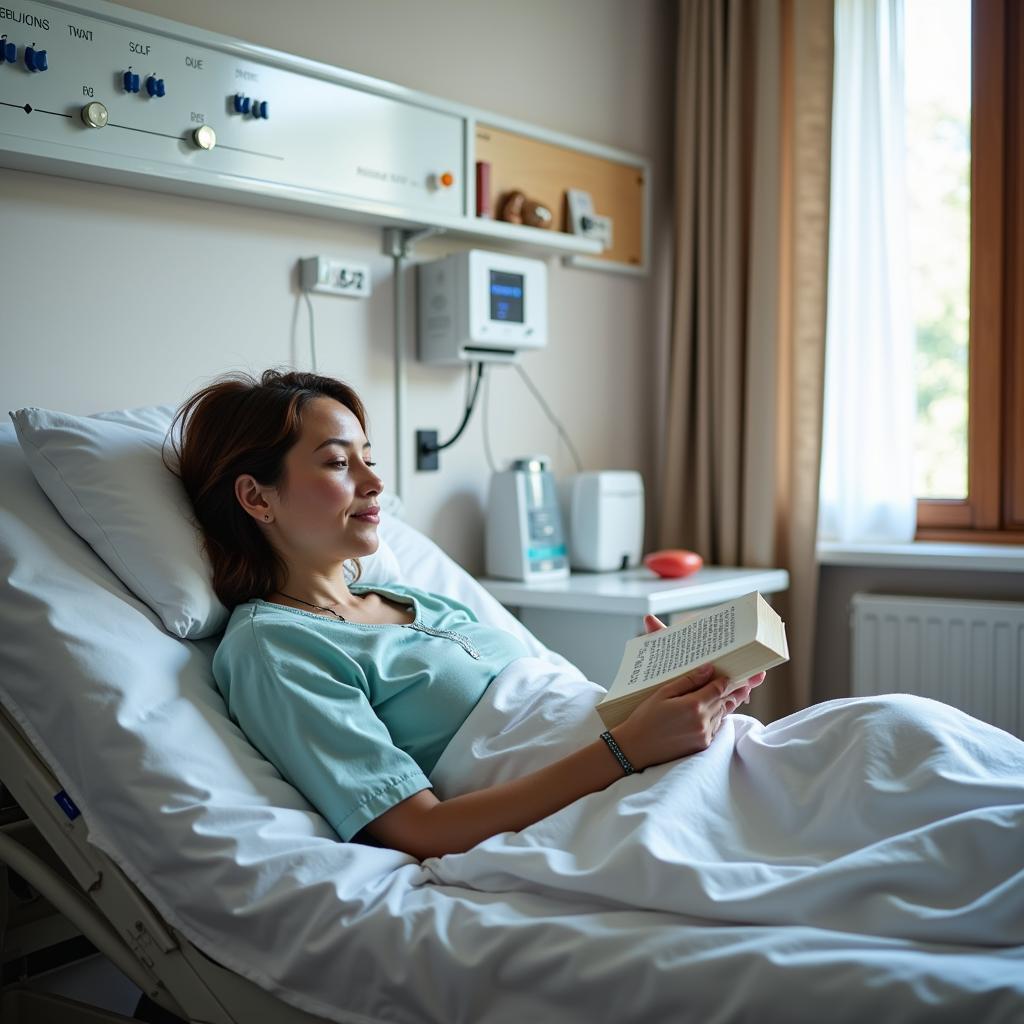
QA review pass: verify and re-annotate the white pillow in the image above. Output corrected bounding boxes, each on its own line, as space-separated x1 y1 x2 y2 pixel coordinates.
8 404 402 640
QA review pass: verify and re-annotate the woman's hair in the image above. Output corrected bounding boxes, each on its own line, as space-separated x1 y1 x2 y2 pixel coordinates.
163 368 371 611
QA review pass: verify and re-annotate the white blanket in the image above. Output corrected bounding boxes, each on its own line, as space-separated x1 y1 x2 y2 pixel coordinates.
424 656 1024 949
5 413 1023 1023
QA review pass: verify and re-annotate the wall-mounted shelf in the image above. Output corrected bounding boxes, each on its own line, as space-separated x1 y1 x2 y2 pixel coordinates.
432 209 605 258
0 0 646 268
472 120 650 275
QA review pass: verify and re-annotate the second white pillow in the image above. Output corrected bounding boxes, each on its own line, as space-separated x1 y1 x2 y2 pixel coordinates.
9 404 401 640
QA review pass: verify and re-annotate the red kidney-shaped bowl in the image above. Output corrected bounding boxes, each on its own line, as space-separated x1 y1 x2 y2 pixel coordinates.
643 549 704 579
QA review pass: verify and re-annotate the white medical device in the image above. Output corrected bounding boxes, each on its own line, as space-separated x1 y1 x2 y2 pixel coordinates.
417 249 548 365
485 455 569 581
558 471 645 572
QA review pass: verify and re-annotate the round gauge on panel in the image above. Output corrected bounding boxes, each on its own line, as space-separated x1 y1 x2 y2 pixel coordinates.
80 101 108 129
191 124 217 151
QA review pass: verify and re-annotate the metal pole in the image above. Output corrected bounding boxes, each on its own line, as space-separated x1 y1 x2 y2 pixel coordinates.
382 226 445 507
391 235 407 504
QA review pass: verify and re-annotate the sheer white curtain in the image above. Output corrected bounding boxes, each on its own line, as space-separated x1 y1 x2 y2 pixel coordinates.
818 0 917 544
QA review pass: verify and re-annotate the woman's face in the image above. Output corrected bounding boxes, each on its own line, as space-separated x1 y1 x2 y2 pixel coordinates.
245 396 384 564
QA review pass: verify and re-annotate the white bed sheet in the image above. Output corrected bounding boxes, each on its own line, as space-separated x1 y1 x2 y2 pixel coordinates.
2 421 1023 1023
428 659 1024 947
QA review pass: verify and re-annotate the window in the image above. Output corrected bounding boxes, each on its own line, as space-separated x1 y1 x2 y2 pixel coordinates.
906 0 970 500
913 0 1024 540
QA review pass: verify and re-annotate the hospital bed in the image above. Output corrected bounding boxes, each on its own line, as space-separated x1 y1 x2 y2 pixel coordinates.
1 403 1022 1024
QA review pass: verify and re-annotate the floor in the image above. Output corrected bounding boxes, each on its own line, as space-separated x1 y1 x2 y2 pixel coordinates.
9 952 142 1017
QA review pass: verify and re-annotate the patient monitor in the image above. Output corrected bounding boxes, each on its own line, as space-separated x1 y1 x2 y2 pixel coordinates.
417 249 547 365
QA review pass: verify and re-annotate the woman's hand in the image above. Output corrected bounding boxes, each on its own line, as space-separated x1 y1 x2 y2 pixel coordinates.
609 615 769 769
612 663 734 770
640 614 765 712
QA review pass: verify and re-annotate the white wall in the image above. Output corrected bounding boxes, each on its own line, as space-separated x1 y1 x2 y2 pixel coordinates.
0 0 677 573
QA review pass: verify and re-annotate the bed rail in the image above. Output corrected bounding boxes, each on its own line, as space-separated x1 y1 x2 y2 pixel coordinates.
0 698 200 1021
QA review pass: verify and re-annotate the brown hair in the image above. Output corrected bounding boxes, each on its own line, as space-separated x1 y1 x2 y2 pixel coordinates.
163 368 371 612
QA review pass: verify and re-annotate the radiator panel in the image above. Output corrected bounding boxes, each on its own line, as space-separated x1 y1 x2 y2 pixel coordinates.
850 593 1024 739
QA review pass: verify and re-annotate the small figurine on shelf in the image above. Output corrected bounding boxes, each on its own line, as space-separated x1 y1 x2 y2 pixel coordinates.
523 198 553 229
498 190 553 230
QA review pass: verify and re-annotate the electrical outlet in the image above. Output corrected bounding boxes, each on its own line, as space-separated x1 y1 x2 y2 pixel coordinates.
416 430 439 471
299 256 372 297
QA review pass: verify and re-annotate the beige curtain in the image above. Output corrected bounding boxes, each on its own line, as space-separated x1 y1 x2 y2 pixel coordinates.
656 0 834 724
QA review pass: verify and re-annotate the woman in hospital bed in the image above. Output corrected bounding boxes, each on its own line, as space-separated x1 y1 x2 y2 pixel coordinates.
168 368 1023 951
169 367 761 861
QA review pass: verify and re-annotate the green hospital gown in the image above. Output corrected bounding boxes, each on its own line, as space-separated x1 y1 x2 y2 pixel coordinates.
211 582 531 841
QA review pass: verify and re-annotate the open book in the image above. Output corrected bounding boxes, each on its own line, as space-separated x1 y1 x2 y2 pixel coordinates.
595 591 789 730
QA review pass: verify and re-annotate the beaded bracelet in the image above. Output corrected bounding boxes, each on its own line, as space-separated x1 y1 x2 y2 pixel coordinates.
600 730 640 775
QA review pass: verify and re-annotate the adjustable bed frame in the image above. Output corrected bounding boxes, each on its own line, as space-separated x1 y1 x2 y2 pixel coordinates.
0 698 338 1023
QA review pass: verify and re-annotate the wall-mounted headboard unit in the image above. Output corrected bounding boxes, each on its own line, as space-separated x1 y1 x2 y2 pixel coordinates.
0 0 650 270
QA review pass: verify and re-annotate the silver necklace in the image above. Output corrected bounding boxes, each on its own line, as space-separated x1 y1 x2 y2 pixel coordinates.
271 589 482 659
273 591 347 621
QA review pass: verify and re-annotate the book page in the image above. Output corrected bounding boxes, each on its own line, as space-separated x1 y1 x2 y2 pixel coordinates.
635 604 736 683
610 594 757 696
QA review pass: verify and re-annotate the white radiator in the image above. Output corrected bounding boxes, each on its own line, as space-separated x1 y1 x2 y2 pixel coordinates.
850 593 1024 739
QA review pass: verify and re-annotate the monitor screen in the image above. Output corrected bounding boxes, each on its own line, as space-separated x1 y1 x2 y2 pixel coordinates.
489 270 525 323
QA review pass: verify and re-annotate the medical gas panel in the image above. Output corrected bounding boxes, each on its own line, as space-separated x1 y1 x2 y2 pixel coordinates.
0 1 465 225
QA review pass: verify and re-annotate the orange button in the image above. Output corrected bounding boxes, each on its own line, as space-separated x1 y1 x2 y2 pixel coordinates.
439 171 454 187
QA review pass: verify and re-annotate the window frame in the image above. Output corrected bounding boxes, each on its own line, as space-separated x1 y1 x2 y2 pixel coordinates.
915 0 1022 541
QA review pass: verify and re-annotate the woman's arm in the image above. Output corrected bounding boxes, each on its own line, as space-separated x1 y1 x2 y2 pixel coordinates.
361 614 764 860
359 670 748 859
356 721 642 860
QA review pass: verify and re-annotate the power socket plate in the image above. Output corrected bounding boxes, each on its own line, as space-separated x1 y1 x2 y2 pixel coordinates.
299 256 372 297
416 430 439 471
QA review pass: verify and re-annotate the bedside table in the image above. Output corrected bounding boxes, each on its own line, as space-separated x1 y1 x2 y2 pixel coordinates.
477 566 790 688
